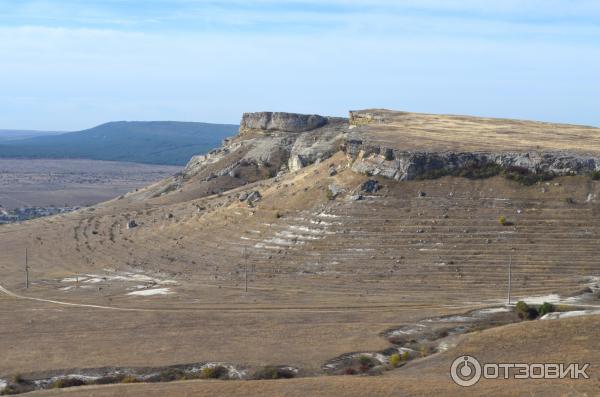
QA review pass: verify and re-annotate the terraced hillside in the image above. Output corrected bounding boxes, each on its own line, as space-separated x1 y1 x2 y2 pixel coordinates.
0 110 599 395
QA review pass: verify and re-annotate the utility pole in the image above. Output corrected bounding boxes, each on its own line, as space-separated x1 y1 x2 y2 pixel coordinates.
25 247 29 289
507 255 512 305
243 248 248 293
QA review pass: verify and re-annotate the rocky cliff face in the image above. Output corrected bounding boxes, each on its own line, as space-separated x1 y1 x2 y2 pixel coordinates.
240 112 328 133
173 112 348 194
343 138 600 181
342 109 600 181
137 109 600 201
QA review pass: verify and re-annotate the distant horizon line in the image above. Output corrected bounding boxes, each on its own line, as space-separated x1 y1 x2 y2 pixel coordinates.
2 109 600 132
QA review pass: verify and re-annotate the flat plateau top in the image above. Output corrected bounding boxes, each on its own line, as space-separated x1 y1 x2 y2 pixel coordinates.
351 109 600 154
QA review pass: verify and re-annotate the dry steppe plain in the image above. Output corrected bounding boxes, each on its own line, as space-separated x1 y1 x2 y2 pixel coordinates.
0 159 180 209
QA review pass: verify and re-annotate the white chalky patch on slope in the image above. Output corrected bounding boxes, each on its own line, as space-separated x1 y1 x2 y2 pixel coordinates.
288 225 331 234
62 272 177 286
263 238 303 246
253 243 280 250
520 294 561 304
127 288 172 296
310 220 333 225
541 310 600 320
473 307 510 315
317 212 339 218
276 231 322 240
84 277 105 284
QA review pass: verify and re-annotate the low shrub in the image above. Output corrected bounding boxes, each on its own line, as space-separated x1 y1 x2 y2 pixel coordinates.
538 302 555 317
389 353 401 368
526 307 539 320
565 197 576 204
358 355 375 368
201 365 229 379
499 216 507 226
253 366 296 380
503 166 554 186
589 170 600 180
515 300 529 319
419 345 434 357
516 301 539 320
415 162 502 181
457 162 502 179
50 378 87 389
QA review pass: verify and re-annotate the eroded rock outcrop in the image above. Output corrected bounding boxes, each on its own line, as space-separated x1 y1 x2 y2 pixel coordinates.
157 112 349 197
344 138 600 181
241 112 328 133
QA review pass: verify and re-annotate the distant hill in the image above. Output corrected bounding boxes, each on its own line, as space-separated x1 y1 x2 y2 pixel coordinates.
0 129 64 142
0 121 239 165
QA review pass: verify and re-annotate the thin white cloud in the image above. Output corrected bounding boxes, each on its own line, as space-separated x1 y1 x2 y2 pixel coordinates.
0 2 598 129
1 24 599 129
2 0 600 32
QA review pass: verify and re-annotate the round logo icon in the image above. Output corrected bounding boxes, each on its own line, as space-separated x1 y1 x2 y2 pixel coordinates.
450 355 482 387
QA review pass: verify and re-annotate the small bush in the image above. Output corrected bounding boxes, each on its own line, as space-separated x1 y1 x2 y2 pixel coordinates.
565 197 576 204
358 355 374 368
499 216 507 226
457 163 502 179
589 170 600 180
503 166 554 186
50 378 86 389
527 307 539 320
389 353 401 368
201 365 229 379
419 345 433 358
253 366 296 380
415 163 502 181
515 301 529 319
538 302 555 317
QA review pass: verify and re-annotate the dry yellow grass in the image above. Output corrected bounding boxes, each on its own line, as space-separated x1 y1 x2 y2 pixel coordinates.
28 316 600 397
351 109 600 153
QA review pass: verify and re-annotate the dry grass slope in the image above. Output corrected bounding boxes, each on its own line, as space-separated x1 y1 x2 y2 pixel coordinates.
351 109 600 153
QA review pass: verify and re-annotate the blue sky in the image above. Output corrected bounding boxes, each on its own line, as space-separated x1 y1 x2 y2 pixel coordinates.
1 0 599 130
